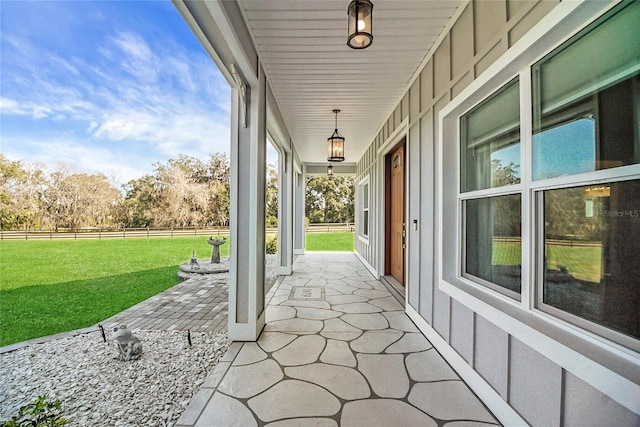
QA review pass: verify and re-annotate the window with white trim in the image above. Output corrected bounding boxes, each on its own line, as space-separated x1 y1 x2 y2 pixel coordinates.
532 2 640 346
360 178 369 238
461 79 522 299
456 1 640 349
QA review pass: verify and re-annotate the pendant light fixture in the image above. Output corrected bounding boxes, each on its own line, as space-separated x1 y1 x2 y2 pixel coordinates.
327 109 345 162
347 0 373 50
327 165 334 176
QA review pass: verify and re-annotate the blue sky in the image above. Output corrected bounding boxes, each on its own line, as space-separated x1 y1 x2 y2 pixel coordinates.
0 0 237 187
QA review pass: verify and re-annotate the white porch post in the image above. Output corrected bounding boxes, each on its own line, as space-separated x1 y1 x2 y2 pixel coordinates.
293 169 306 254
277 149 294 275
228 63 267 341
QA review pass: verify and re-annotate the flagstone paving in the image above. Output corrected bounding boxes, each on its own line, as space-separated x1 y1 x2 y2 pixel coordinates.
176 253 500 427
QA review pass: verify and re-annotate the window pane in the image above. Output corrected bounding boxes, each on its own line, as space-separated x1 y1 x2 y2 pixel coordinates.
363 183 369 208
363 210 369 237
465 194 522 295
532 2 640 180
461 79 520 192
543 180 640 340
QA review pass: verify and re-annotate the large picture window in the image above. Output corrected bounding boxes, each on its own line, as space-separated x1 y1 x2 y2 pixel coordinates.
452 1 640 349
532 2 640 345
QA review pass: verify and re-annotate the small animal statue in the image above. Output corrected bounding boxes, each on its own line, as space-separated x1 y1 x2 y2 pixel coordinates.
112 325 143 361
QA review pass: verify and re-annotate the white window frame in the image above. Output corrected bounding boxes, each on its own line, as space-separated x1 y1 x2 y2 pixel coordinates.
359 175 370 242
459 78 523 301
437 0 640 414
533 176 640 352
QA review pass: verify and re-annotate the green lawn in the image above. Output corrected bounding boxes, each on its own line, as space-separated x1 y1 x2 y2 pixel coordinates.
492 241 522 266
545 244 601 283
492 239 601 283
0 236 228 346
305 232 354 252
0 232 354 346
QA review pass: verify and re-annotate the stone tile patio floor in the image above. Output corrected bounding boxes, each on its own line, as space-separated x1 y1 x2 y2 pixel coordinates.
176 253 500 427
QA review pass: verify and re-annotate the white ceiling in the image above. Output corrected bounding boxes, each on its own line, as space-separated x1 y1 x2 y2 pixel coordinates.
237 0 462 165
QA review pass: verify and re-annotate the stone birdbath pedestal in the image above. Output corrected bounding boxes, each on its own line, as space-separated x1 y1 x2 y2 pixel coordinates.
177 237 229 281
207 236 227 264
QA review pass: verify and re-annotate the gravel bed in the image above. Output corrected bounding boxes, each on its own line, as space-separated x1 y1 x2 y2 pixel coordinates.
0 330 229 426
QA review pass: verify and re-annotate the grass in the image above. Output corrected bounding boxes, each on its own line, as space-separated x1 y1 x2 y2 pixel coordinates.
545 244 601 283
492 241 521 266
0 231 354 346
305 232 354 252
0 236 228 346
491 239 601 283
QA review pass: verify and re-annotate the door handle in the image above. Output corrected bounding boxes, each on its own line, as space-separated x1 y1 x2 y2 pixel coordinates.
402 223 406 249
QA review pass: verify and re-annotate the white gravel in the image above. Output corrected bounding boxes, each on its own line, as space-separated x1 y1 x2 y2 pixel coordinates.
0 330 229 426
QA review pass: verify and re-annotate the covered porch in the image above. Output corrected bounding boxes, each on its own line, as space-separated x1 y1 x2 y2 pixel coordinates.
172 0 640 425
170 0 458 341
175 252 498 426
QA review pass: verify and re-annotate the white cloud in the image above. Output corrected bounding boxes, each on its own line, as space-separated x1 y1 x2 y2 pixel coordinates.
2 134 154 188
111 31 158 83
0 97 24 114
111 31 153 61
1 20 231 186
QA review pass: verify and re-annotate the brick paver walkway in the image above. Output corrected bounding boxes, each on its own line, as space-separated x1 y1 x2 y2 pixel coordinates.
101 274 229 333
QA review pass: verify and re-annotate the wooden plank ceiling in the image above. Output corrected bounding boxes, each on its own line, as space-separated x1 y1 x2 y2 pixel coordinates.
238 0 461 165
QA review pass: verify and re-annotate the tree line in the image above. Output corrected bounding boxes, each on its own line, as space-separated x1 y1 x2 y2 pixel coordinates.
0 153 354 231
0 153 234 231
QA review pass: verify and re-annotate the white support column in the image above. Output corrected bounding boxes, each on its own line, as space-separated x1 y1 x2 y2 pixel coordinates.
228 63 267 341
293 168 306 255
277 149 294 275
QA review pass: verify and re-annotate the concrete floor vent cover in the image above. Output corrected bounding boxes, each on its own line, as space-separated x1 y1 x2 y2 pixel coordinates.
288 286 325 301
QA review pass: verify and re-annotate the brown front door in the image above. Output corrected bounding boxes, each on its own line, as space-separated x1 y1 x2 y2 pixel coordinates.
386 142 405 285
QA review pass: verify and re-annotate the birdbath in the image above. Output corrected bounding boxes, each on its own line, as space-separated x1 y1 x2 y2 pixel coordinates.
207 236 227 264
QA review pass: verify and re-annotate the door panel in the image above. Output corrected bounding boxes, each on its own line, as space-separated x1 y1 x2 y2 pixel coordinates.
389 144 405 285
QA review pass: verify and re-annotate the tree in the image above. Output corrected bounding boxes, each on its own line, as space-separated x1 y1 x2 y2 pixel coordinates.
1 152 233 231
0 154 28 230
205 153 230 226
1 156 51 230
121 174 157 227
305 176 354 223
491 160 521 237
121 153 231 228
265 163 278 226
44 165 121 231
491 159 519 187
151 162 209 227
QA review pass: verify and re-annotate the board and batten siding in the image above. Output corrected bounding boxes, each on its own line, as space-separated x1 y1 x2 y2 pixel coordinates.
354 0 640 425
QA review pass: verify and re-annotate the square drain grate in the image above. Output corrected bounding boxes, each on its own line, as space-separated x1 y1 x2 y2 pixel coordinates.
288 286 325 301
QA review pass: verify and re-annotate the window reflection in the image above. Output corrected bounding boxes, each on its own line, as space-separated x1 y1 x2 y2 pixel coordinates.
532 0 640 181
465 194 522 295
461 79 520 192
543 180 640 340
533 118 595 180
